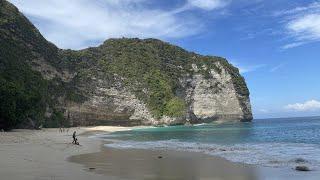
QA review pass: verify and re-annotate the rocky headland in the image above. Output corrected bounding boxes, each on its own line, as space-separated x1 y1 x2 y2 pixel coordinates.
0 0 252 129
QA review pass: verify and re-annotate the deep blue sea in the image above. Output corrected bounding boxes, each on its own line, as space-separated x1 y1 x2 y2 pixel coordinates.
99 117 320 169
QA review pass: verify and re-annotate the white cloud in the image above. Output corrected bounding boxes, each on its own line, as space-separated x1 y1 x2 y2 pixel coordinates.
258 109 269 113
285 100 320 112
275 2 320 16
287 14 320 41
238 65 264 74
280 2 320 49
270 63 286 72
231 61 265 74
281 42 306 50
9 0 229 49
187 0 230 11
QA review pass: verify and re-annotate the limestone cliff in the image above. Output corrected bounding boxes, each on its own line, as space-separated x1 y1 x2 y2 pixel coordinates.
0 0 252 128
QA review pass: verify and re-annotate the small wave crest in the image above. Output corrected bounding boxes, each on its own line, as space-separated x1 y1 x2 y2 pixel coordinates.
193 123 208 127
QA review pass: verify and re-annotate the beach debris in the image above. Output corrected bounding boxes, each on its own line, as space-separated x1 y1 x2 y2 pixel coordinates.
293 158 308 164
89 167 96 170
295 166 311 171
158 156 163 159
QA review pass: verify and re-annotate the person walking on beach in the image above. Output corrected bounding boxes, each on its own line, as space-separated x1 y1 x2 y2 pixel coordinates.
72 131 77 144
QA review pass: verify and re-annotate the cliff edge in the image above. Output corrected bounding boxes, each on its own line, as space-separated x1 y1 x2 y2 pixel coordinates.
0 0 252 129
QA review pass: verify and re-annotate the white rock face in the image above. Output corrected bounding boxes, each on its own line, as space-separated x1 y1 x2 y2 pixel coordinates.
64 77 156 126
185 63 245 121
59 61 252 126
65 85 184 126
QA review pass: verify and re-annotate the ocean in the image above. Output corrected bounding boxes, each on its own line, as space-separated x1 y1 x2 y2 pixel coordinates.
98 117 320 169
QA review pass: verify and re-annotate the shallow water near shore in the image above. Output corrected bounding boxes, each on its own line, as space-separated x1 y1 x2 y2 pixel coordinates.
99 117 320 170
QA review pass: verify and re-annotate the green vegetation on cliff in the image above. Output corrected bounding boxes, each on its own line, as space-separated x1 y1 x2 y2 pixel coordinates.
0 0 65 129
93 38 248 118
0 0 251 129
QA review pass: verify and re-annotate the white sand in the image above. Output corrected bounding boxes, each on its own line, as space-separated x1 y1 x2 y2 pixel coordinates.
0 126 131 180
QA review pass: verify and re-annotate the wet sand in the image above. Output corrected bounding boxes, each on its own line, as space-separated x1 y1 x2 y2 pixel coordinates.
69 146 258 180
69 144 320 180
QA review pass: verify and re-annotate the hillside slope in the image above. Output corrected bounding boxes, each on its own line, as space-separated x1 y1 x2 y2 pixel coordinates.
0 0 252 129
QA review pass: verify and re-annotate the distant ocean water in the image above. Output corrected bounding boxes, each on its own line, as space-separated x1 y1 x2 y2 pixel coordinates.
98 117 320 169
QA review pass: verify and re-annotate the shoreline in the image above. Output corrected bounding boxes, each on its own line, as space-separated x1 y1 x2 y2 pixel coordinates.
1 126 319 180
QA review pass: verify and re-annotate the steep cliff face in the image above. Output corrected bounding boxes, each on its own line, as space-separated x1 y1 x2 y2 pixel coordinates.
0 0 252 128
59 39 253 126
184 62 252 123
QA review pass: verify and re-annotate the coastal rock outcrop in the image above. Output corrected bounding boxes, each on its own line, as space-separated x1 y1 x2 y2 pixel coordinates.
295 166 311 171
0 0 252 128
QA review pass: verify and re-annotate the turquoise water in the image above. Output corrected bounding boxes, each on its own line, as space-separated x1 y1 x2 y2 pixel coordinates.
100 117 320 169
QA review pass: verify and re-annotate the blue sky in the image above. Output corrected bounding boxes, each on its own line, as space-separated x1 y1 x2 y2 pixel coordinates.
9 0 320 119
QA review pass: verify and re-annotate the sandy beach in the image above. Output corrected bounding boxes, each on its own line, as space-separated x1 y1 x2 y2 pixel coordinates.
1 127 319 180
0 127 130 180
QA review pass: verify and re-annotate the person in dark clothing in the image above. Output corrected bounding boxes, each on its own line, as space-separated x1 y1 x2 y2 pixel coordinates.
72 131 77 144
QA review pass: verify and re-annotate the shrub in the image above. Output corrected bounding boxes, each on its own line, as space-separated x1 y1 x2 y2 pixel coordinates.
44 110 68 128
164 97 186 117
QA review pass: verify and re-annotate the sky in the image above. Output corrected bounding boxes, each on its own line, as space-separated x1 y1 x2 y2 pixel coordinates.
8 0 320 119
